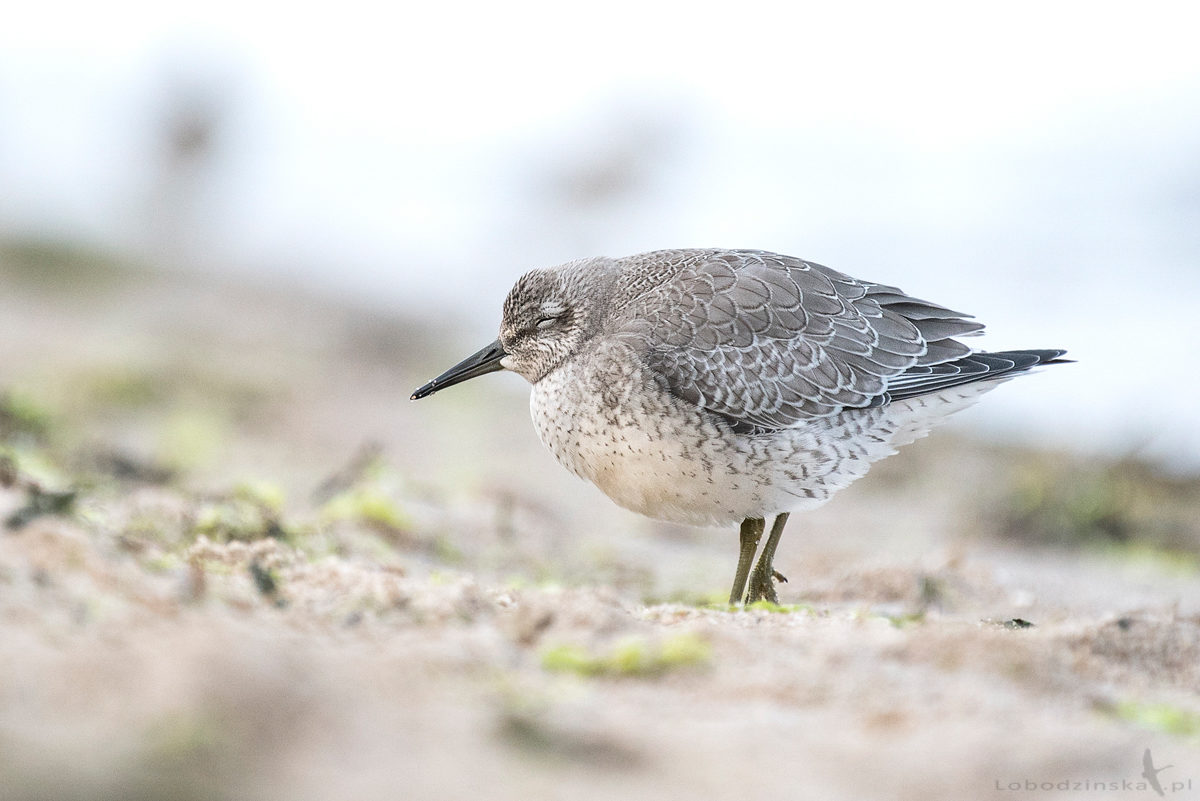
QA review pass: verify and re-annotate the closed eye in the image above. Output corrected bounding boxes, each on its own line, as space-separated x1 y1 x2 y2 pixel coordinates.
536 317 557 330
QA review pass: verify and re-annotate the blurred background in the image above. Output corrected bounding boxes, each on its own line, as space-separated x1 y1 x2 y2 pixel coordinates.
4 5 1200 799
2 1 1198 470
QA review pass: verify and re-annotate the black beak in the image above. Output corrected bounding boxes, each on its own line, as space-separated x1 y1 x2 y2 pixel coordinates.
410 339 507 400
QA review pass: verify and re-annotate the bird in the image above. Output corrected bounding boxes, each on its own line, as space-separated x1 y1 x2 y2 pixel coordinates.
411 249 1067 605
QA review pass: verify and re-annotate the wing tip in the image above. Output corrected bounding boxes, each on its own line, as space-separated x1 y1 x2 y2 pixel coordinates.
881 347 1070 403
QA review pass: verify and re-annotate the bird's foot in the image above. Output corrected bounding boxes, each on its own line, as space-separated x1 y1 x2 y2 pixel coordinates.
744 565 779 605
741 513 790 604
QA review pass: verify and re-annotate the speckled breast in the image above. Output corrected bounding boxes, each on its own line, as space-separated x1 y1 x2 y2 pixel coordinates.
526 349 842 527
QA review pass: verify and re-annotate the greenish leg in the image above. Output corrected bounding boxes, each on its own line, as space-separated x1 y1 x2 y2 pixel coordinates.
746 513 791 604
728 517 765 605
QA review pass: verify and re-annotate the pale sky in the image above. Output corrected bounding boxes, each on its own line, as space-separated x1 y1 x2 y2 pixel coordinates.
2 1 1199 467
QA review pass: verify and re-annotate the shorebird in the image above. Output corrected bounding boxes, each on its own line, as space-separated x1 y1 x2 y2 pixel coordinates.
411 249 1066 604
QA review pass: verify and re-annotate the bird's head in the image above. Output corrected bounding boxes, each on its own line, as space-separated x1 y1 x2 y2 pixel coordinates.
497 263 613 383
411 258 615 400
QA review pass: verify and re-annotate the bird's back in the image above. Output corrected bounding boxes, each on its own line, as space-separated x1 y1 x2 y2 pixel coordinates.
598 249 1026 424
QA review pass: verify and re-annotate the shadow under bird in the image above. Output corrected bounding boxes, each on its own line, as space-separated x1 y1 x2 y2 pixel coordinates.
411 249 1067 604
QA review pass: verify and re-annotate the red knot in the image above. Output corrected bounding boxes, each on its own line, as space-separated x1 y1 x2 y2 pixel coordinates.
412 249 1067 604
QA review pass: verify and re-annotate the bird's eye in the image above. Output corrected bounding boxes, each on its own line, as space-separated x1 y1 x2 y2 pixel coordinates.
536 317 557 330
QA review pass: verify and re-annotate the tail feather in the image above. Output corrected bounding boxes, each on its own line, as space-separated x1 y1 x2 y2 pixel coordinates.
883 349 1069 403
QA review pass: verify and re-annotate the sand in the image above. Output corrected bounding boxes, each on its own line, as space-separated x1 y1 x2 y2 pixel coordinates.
1 248 1197 800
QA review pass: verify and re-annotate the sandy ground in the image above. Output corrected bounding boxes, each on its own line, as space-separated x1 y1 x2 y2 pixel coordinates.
1 247 1198 800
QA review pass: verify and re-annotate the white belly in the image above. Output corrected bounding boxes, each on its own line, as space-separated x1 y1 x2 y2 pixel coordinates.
526 352 1001 527
527 358 828 526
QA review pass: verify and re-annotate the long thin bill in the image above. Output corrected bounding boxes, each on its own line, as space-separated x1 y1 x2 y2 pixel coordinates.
410 339 507 400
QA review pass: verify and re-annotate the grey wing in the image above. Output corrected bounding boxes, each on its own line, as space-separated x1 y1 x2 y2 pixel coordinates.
617 249 983 428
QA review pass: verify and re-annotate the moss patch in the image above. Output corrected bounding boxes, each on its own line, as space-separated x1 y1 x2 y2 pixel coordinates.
0 391 53 444
191 492 289 544
540 633 711 678
997 455 1200 554
1112 700 1200 739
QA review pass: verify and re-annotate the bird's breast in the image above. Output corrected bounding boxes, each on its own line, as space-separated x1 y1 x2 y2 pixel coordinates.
527 351 816 526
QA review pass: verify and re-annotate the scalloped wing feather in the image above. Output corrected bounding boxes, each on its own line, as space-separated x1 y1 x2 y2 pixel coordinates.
612 249 986 428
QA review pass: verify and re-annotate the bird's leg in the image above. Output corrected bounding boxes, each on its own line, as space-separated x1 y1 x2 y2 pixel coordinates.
745 513 790 604
728 517 765 605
